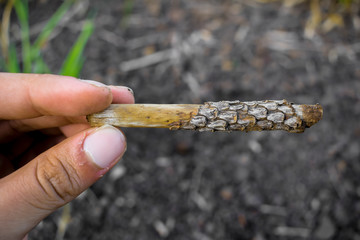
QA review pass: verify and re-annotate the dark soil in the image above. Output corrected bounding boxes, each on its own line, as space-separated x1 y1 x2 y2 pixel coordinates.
24 0 360 239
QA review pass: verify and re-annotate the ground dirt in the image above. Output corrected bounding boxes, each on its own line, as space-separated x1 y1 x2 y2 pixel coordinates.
23 0 360 239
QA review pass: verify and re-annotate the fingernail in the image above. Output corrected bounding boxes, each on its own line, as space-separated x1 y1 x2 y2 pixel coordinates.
113 86 134 96
126 87 134 96
81 80 109 88
83 125 126 169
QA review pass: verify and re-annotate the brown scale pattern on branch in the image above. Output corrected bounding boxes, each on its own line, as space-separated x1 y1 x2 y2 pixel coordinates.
177 100 323 133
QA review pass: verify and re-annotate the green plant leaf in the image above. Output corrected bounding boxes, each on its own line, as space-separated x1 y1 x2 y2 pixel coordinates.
7 43 20 73
32 0 74 57
14 0 31 73
69 56 85 78
60 18 95 77
33 55 51 74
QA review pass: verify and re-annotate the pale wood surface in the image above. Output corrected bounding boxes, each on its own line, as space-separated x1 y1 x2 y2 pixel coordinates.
87 104 200 128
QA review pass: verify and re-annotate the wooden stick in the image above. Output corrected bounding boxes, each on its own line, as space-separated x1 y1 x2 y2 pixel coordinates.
87 100 323 133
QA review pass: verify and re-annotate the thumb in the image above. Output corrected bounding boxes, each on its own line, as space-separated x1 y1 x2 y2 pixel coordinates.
0 125 126 240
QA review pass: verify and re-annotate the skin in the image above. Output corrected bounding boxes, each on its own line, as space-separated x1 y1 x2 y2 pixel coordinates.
0 73 135 240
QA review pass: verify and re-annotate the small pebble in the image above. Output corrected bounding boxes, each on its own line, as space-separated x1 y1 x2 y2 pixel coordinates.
315 216 336 239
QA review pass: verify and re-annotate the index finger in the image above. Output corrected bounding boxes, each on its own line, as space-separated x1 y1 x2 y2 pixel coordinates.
0 73 112 119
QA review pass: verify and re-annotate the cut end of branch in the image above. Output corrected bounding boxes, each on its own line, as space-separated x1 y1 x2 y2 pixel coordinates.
300 104 323 128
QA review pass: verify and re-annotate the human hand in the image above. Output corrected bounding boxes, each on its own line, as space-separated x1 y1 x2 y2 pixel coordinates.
0 73 134 240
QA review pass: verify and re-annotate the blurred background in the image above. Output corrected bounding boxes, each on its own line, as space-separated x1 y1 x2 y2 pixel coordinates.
1 0 360 239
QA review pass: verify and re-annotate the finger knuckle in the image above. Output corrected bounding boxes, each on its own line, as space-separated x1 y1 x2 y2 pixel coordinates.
35 153 81 207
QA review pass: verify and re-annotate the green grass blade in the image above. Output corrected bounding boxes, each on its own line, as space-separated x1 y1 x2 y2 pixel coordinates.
33 55 51 74
7 43 21 73
32 0 74 55
14 0 31 73
69 56 85 78
60 18 94 77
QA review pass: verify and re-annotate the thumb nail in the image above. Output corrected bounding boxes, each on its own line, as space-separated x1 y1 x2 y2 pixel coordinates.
83 125 126 169
81 79 109 88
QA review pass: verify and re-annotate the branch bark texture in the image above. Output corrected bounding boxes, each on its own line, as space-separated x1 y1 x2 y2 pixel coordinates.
87 100 323 133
